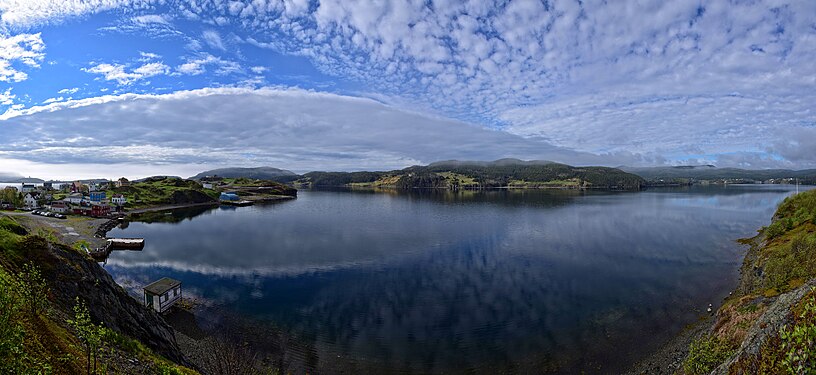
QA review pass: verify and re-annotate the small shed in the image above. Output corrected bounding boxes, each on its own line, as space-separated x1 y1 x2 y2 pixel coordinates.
143 277 182 313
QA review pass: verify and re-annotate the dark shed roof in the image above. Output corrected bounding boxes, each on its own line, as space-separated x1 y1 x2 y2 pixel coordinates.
143 277 181 295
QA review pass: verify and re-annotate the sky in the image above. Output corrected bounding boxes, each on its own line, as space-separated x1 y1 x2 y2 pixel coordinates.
0 0 814 180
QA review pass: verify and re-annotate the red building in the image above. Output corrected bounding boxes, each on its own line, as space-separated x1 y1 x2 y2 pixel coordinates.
72 202 111 217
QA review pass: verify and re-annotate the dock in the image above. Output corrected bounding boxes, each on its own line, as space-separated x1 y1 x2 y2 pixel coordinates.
107 238 145 250
220 200 253 206
84 237 145 262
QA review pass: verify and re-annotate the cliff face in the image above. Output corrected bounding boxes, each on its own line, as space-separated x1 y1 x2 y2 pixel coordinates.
15 235 187 365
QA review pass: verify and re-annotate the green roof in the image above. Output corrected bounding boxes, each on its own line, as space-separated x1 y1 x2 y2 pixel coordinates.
143 277 181 295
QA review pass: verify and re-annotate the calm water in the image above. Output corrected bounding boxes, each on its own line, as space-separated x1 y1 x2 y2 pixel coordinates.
105 185 806 373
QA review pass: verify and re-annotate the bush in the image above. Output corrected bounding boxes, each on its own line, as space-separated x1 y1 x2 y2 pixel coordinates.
780 289 816 374
684 336 735 375
0 272 25 374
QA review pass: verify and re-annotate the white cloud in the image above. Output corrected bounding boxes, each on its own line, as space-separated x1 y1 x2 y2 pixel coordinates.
0 0 145 27
42 96 64 104
0 88 15 105
201 29 225 51
0 32 45 82
0 87 628 177
2 1 816 167
83 61 169 85
57 87 78 94
250 66 267 74
176 53 240 76
138 51 160 61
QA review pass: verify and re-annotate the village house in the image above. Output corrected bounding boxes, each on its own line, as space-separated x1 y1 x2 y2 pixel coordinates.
65 192 85 205
21 183 35 193
111 194 127 206
89 191 106 202
70 181 85 193
72 202 110 217
49 201 69 213
116 177 130 187
202 182 213 189
42 182 53 190
23 192 40 208
143 277 182 313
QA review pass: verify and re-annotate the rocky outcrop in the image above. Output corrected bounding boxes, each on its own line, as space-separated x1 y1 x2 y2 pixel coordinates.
16 236 188 365
712 279 815 374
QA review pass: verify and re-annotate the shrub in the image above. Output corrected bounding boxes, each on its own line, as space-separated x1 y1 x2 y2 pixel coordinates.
684 336 735 375
780 289 816 374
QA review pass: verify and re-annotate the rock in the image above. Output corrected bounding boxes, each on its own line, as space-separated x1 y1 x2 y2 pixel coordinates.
712 279 816 374
17 236 189 366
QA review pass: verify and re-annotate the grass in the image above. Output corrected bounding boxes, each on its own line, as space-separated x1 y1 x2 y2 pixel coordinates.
104 177 217 208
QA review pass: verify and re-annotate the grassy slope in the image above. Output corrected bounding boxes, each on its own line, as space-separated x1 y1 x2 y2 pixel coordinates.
682 190 816 374
105 177 219 209
0 215 198 375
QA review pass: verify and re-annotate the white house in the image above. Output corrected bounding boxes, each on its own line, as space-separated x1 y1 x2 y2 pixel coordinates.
111 194 127 206
202 182 213 189
21 183 35 193
65 193 84 204
23 192 40 208
143 277 182 313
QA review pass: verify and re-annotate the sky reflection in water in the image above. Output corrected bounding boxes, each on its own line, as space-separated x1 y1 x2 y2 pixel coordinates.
104 185 806 373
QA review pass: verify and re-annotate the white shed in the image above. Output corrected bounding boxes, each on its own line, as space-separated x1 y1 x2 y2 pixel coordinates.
143 277 182 313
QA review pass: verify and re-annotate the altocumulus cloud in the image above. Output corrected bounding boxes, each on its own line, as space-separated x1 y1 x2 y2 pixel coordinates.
0 87 653 176
1 1 815 170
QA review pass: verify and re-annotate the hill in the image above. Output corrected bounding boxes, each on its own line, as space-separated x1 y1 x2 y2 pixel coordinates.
677 189 816 374
299 160 645 190
190 167 298 182
0 174 45 183
621 165 816 183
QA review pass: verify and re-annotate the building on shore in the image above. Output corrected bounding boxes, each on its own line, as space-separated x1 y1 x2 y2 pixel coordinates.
49 201 69 213
23 192 40 208
116 177 130 187
143 277 182 313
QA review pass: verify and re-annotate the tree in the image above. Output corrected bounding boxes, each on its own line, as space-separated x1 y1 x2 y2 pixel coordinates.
0 275 25 374
17 263 49 316
68 298 104 375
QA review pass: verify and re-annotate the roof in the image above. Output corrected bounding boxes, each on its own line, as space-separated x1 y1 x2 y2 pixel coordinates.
143 277 181 295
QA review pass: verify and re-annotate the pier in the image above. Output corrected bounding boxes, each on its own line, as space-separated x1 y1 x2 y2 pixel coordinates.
86 237 145 261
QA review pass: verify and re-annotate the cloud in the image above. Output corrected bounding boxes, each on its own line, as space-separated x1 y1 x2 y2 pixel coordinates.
0 32 45 82
0 87 635 178
1 1 815 168
176 53 240 76
83 61 169 85
201 29 225 51
57 87 78 94
0 88 15 105
42 96 64 104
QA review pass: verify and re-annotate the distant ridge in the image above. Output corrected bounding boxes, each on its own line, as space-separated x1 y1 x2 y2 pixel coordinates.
620 165 816 181
428 158 556 168
190 167 299 182
0 174 45 183
301 159 645 190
